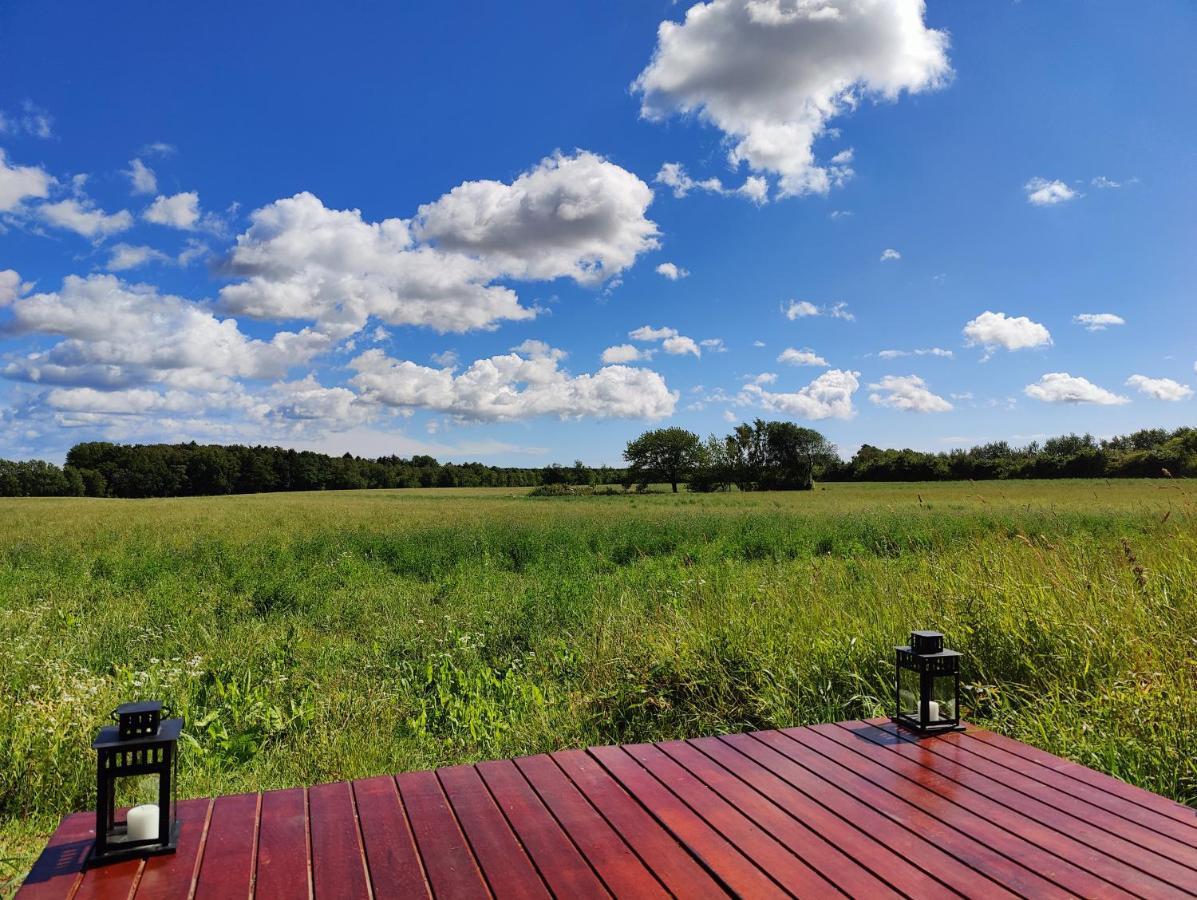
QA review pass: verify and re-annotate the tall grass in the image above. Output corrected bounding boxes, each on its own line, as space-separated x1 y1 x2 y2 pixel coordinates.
1 480 1195 887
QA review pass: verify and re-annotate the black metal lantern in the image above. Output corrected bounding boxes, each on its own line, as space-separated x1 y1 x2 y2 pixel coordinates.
894 630 965 734
87 700 182 866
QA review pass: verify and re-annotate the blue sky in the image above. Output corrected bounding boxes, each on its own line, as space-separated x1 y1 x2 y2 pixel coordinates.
1 0 1194 466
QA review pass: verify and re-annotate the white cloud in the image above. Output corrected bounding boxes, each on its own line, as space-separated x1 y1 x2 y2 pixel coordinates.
601 344 654 364
868 374 952 412
144 191 201 230
777 347 828 366
349 343 677 421
2 274 329 393
880 248 901 262
1126 375 1192 402
414 151 658 285
1025 178 1078 206
125 159 157 195
268 375 375 428
0 101 53 139
44 387 200 416
1024 373 1128 405
656 261 689 280
635 0 951 197
963 311 1051 356
0 269 24 306
220 191 533 336
700 338 726 352
0 149 53 211
753 339 766 347
663 335 701 357
38 198 133 239
655 162 770 204
629 324 702 357
105 244 170 271
783 299 854 321
1092 176 1135 189
737 368 860 419
429 349 459 369
1073 312 1125 332
221 153 656 338
722 409 738 423
829 209 852 220
877 347 953 359
745 372 777 385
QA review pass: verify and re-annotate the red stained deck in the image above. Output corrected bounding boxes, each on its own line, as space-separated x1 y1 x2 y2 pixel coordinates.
18 719 1197 898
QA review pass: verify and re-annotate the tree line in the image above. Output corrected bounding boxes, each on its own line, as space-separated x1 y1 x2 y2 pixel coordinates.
0 441 627 498
0 424 1193 498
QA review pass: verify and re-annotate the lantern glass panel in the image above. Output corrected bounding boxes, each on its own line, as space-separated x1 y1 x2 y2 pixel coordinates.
897 666 920 721
930 673 957 723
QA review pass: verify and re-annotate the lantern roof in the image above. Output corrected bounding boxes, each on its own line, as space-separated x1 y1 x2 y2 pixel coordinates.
92 717 183 750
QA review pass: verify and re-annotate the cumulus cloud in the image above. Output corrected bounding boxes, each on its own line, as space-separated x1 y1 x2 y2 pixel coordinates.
38 198 133 239
414 151 658 284
2 274 329 393
219 192 532 337
868 374 952 412
1025 178 1078 206
1024 373 1128 405
268 375 375 428
963 311 1051 356
144 191 201 229
601 344 654 364
0 269 23 306
737 368 860 419
349 342 677 421
0 149 53 211
221 152 656 338
105 244 171 271
1126 375 1192 402
634 0 951 197
656 261 689 280
655 162 769 203
880 248 901 262
877 347 953 359
629 324 703 357
783 299 854 321
777 347 828 366
1073 312 1125 332
125 159 157 195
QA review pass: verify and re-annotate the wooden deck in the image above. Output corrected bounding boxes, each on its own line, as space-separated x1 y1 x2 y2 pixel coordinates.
18 718 1197 898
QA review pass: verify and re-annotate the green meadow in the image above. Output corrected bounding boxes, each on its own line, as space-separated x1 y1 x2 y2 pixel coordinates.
2 480 1196 885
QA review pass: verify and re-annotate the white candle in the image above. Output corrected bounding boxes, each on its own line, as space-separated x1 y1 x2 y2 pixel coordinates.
126 804 159 841
926 700 941 722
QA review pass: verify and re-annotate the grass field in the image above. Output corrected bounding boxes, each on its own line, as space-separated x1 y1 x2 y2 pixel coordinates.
2 480 1196 888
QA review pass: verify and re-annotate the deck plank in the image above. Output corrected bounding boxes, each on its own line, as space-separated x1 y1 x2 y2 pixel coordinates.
15 812 93 900
253 788 310 900
804 723 1145 899
24 719 1197 900
875 722 1197 881
967 725 1197 832
353 776 429 899
588 744 787 899
952 727 1197 850
717 732 1021 900
474 759 608 899
754 728 1078 899
682 735 960 899
133 798 212 900
438 764 548 900
513 754 668 900
550 749 728 898
192 792 259 900
396 770 490 900
308 782 372 900
656 737 910 898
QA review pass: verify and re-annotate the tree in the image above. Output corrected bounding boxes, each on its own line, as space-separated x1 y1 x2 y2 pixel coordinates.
623 428 702 492
724 420 837 490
